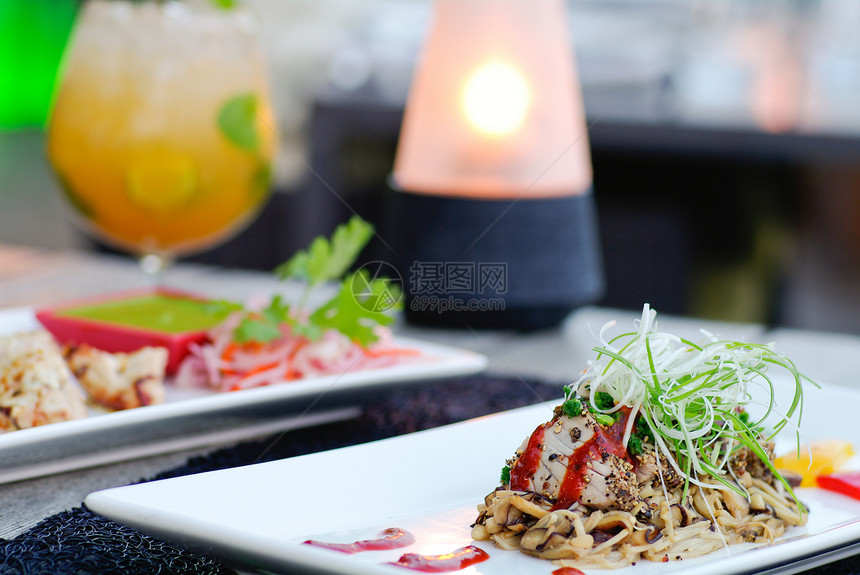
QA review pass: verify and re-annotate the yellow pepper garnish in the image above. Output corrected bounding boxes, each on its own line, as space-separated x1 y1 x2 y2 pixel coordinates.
774 440 855 487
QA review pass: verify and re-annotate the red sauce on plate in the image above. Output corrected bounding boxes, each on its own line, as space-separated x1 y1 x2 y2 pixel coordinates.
388 545 490 572
552 568 585 575
303 527 415 554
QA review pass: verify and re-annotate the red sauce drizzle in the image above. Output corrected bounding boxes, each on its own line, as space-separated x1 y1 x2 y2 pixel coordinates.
553 407 633 511
552 568 586 575
509 423 548 490
388 545 490 572
303 527 415 554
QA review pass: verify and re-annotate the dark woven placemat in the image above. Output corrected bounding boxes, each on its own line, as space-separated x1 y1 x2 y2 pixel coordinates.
0 373 561 575
3 373 860 575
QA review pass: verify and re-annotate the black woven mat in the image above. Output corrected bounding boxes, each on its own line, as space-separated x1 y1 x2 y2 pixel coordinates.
0 373 561 575
2 373 859 575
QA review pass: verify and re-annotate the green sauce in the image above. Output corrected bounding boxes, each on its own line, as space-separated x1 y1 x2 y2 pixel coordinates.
59 294 221 333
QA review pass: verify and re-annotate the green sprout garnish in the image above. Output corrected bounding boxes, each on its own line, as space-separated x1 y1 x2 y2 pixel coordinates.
592 413 616 426
566 304 818 508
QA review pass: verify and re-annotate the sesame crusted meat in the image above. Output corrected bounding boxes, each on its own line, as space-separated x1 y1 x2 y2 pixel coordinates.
513 412 594 498
510 410 646 512
635 449 684 489
579 452 642 512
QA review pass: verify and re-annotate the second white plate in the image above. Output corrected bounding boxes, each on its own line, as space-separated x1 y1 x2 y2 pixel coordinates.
0 307 488 482
86 376 860 575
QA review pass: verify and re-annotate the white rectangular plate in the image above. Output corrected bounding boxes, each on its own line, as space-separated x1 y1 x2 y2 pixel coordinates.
0 307 487 481
87 376 860 575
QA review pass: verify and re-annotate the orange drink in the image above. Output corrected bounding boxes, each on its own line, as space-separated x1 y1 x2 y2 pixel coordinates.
47 0 277 264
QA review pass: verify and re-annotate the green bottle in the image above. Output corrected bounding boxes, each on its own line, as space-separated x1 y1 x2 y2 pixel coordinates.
0 0 79 130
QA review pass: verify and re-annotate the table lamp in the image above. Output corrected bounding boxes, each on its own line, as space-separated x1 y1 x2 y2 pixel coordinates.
390 0 604 330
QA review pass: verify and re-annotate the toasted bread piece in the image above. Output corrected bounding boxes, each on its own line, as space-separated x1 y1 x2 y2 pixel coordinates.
64 344 167 410
0 332 88 431
0 330 60 369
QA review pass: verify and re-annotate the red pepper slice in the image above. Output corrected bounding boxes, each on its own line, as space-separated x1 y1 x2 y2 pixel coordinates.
817 472 860 499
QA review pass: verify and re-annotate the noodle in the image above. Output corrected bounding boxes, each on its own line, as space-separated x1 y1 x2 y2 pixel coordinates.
472 306 813 568
472 444 807 567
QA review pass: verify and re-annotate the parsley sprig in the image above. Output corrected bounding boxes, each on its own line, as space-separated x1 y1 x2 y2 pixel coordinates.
208 216 400 347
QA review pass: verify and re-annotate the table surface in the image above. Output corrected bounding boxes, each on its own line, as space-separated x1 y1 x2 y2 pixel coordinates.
2 243 860 570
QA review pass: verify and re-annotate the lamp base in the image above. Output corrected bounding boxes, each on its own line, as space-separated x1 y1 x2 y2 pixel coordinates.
389 186 604 331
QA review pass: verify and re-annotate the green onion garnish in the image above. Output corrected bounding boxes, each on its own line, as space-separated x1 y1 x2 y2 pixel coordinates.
566 304 818 504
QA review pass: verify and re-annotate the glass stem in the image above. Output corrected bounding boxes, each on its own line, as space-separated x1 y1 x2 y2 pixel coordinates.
140 252 172 284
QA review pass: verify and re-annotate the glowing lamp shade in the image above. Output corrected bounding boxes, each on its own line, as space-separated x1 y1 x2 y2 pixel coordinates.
393 0 592 199
462 61 531 137
390 0 603 330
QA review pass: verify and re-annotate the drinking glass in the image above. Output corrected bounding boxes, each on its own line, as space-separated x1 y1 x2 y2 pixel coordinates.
47 0 278 275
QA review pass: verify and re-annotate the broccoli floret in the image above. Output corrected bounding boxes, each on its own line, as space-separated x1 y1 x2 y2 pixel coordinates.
593 391 615 410
627 415 655 456
628 434 644 455
562 396 583 418
634 415 654 442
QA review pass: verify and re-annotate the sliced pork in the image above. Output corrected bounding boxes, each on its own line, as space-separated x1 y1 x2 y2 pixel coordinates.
507 407 645 513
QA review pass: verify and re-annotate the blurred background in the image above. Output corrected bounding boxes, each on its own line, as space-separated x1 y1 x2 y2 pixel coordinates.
3 0 860 332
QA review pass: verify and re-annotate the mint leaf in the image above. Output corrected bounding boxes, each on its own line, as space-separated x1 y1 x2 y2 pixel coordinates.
276 215 374 285
209 0 237 8
217 93 260 151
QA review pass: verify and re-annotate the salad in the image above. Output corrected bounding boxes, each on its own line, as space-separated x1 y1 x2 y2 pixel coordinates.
176 216 417 391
